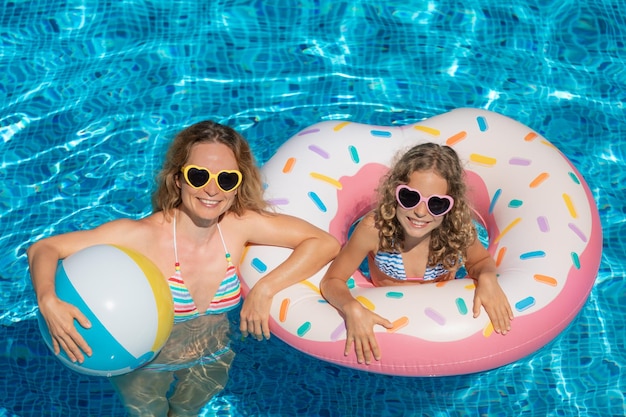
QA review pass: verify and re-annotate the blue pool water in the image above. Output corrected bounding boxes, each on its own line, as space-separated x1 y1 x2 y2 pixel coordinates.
1 1 625 416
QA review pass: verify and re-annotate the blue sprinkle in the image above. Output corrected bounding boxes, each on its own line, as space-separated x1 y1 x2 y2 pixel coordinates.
515 297 536 312
297 322 312 337
477 116 488 131
251 258 267 273
508 199 523 208
308 191 327 212
489 189 502 214
455 298 468 315
519 251 546 259
348 145 360 163
385 291 404 299
370 130 392 138
568 172 581 185
346 277 356 289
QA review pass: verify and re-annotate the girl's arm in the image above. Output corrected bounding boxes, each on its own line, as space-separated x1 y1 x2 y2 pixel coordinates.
320 214 393 364
464 239 514 334
235 211 341 341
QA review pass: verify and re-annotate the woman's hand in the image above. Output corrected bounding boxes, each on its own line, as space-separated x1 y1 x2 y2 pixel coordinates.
239 280 272 341
341 300 393 365
39 295 92 362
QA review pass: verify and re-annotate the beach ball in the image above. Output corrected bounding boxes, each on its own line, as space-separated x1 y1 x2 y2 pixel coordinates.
37 244 174 377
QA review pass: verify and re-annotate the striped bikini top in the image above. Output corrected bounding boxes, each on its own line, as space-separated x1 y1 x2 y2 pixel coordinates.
168 216 241 323
373 251 450 281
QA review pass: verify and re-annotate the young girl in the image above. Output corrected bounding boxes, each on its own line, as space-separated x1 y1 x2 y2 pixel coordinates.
29 120 340 416
320 142 513 366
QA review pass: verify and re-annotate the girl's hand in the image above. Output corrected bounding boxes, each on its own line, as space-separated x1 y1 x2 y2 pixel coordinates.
39 296 92 362
342 300 394 365
472 276 513 334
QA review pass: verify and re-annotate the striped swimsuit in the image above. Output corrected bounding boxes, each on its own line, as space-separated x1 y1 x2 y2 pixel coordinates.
168 218 241 323
373 251 457 281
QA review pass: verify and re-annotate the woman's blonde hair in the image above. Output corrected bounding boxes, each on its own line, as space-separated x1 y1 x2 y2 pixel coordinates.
374 142 476 270
152 120 267 217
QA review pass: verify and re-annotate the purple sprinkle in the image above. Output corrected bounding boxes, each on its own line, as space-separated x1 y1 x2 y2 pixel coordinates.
509 157 531 166
267 198 289 206
537 216 549 232
424 307 446 326
568 223 588 242
308 144 330 159
330 322 346 341
298 128 320 136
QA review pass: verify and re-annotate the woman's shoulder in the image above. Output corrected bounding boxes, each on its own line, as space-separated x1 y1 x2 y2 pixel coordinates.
94 212 167 237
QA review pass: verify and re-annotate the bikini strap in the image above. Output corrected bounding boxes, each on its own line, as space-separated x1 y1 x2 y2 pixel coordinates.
173 213 180 272
173 212 232 268
216 223 233 266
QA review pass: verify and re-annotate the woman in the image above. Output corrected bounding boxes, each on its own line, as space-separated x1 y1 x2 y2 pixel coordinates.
28 120 340 416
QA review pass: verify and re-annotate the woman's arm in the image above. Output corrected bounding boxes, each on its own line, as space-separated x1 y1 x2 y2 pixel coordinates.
235 211 341 341
464 239 514 334
27 219 144 362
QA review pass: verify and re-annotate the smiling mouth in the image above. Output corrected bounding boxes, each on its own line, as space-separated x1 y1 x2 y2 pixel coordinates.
407 217 430 227
198 198 221 207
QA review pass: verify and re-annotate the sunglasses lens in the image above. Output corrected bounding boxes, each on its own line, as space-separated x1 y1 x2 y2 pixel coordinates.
217 171 241 191
428 197 452 216
398 187 420 208
186 167 210 188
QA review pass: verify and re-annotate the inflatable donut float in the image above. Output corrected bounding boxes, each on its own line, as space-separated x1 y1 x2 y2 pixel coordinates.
239 108 602 376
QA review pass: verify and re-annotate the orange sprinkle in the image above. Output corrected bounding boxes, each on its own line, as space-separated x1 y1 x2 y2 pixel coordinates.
524 132 538 141
414 125 440 136
333 121 351 131
387 316 409 333
493 217 522 244
483 322 494 338
445 131 467 146
563 193 577 218
279 299 290 322
534 274 557 286
495 247 507 267
529 172 549 188
282 157 296 173
435 281 448 287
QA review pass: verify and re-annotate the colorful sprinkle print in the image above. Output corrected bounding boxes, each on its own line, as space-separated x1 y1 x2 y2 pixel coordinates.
388 316 409 332
251 258 267 273
308 144 330 159
455 298 469 315
446 130 466 145
307 191 326 212
424 308 446 326
348 145 360 163
370 129 392 138
476 116 488 131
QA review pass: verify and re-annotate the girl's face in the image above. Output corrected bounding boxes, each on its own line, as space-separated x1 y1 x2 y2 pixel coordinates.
177 142 239 222
395 169 449 242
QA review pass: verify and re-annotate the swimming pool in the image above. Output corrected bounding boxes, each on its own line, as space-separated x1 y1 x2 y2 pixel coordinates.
1 0 624 416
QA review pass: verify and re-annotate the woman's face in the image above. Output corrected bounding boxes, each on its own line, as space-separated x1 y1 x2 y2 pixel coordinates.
395 169 449 242
177 142 239 222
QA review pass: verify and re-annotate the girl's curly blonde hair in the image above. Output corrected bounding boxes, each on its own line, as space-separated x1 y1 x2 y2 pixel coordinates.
152 120 268 218
373 142 476 271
